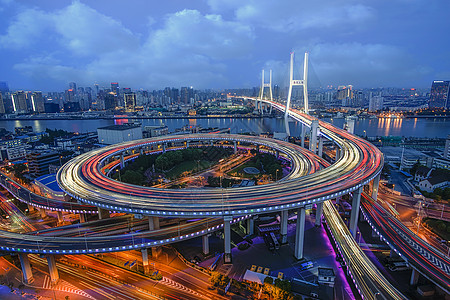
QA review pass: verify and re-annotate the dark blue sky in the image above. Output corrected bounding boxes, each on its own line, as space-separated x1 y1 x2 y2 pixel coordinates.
0 0 449 91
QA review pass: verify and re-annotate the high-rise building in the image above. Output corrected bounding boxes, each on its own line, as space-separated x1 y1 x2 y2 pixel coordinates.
180 87 194 105
124 92 136 112
369 95 384 112
69 82 77 93
31 91 45 113
65 89 75 102
111 82 119 95
27 151 60 177
337 85 353 100
0 92 5 114
104 92 117 110
11 91 28 112
429 80 450 108
0 82 9 93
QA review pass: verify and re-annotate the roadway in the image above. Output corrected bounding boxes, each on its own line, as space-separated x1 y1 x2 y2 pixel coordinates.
361 193 450 294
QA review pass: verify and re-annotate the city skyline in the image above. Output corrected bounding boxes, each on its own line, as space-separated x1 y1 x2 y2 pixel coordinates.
0 0 449 91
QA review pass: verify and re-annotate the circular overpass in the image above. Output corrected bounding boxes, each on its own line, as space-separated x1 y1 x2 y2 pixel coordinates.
57 113 383 218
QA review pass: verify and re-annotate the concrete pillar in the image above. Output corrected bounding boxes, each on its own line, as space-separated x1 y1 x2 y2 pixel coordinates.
151 246 161 259
284 116 291 137
301 124 306 148
47 255 59 284
410 269 419 286
372 174 380 200
202 235 210 255
141 248 150 274
120 153 125 168
19 253 33 284
318 135 323 157
233 141 237 153
39 208 46 218
246 218 254 235
79 213 86 223
280 210 288 244
27 204 35 212
149 216 160 231
223 216 232 264
186 141 190 148
269 105 273 114
315 203 323 227
336 197 340 205
98 208 110 219
349 187 363 238
57 211 63 223
140 148 144 155
210 140 213 146
295 208 306 260
309 120 319 154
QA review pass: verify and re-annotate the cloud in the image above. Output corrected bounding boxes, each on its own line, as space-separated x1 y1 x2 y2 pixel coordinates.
263 43 430 88
8 5 255 89
207 0 375 32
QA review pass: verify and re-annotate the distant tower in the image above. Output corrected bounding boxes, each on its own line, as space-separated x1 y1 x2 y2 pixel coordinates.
258 69 273 101
429 80 450 108
69 82 77 93
124 92 136 112
285 52 309 117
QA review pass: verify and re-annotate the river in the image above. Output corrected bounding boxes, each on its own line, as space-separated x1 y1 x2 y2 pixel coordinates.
0 117 448 138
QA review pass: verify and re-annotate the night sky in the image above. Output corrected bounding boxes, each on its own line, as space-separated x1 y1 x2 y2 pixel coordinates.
0 0 449 91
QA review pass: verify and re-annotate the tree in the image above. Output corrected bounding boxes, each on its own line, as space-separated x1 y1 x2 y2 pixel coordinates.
264 276 273 285
121 170 144 185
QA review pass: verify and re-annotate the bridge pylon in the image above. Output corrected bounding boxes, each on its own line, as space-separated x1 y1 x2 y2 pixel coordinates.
258 69 273 113
285 52 309 117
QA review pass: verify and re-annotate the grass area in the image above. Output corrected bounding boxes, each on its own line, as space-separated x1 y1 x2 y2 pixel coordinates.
227 160 261 179
165 160 212 179
422 217 450 241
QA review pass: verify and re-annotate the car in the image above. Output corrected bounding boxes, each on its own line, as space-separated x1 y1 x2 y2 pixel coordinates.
300 261 314 271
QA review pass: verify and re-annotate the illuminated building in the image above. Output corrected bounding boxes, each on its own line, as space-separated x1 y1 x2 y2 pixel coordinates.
11 91 28 112
124 92 136 112
31 91 45 113
429 80 450 108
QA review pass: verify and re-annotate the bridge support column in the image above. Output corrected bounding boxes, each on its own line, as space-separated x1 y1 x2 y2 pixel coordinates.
186 141 190 148
372 174 380 200
141 248 150 274
27 204 35 212
79 213 86 223
280 210 288 244
246 218 254 235
335 147 340 162
223 216 232 264
410 269 419 286
349 186 363 238
284 116 291 137
120 153 125 168
47 255 59 284
19 253 33 284
309 120 319 154
233 141 237 153
315 203 323 227
301 124 306 148
318 136 323 157
295 207 306 260
98 208 110 219
140 148 144 155
202 235 210 255
149 216 160 231
39 208 46 218
57 211 63 223
151 247 162 259
269 104 273 114
162 143 166 153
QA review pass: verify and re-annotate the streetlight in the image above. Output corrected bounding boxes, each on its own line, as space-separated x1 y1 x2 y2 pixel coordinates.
416 201 423 234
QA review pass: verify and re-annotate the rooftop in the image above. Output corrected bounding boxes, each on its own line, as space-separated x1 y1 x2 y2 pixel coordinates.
98 124 141 131
35 173 63 192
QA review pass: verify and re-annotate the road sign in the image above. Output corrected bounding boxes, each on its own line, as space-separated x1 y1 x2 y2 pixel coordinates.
124 260 130 266
130 260 137 267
